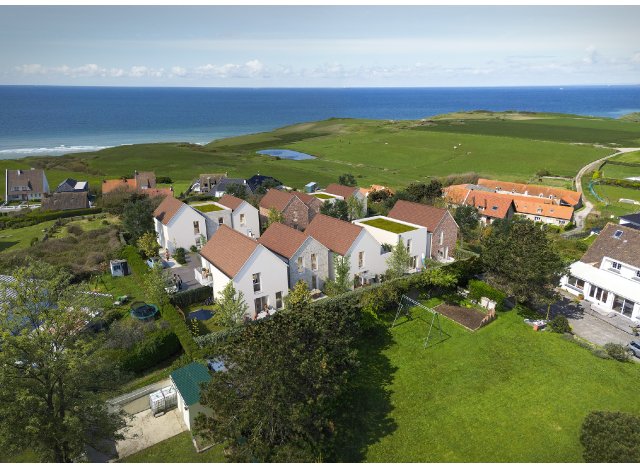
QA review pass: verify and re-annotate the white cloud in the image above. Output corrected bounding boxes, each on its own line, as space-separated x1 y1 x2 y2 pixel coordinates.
632 52 640 64
171 66 187 77
583 45 599 65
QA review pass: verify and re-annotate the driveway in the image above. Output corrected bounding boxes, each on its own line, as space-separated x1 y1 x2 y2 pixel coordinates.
167 252 202 292
114 408 188 460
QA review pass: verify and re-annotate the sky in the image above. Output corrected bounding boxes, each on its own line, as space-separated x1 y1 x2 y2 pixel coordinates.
0 5 639 87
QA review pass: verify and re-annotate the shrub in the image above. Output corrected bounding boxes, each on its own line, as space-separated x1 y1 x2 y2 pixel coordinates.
189 245 198 253
467 280 506 305
174 247 187 264
156 176 173 184
170 286 212 308
580 411 640 462
161 303 202 358
548 315 572 334
117 328 181 373
603 343 630 362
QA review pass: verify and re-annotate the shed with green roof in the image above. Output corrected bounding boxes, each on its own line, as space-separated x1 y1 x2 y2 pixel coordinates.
170 362 213 431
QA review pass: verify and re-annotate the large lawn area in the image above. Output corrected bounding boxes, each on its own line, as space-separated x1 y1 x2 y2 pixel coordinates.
119 432 225 463
593 184 640 216
0 219 56 252
349 305 640 462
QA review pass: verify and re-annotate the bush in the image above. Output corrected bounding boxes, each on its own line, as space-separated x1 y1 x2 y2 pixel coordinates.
161 303 202 358
189 245 198 253
0 207 102 230
548 315 572 334
156 176 173 184
467 280 506 305
603 343 630 362
580 411 640 462
170 286 212 308
118 328 181 373
174 247 187 264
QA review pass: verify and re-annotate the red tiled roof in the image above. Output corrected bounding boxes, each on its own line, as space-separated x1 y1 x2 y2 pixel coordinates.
388 200 449 231
153 195 185 225
324 183 359 200
443 184 473 205
102 178 137 194
466 191 515 219
304 213 362 256
200 225 259 278
218 194 245 211
511 195 574 220
259 222 309 259
259 188 295 212
291 190 317 206
477 178 582 207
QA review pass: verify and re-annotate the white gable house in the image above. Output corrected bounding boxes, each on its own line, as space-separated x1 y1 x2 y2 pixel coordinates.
153 196 208 253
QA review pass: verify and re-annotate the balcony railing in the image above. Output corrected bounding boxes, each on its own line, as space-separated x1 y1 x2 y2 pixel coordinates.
194 267 213 286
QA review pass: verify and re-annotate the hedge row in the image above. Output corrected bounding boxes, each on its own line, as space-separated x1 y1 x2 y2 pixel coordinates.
170 286 212 308
161 302 203 358
118 328 181 373
467 279 507 305
0 207 102 229
596 177 640 190
606 161 640 167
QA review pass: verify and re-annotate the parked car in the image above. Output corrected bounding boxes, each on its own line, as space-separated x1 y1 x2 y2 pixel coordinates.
146 256 165 269
628 340 640 358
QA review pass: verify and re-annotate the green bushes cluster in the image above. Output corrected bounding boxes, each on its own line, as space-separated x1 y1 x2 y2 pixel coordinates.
170 286 212 308
161 303 202 358
548 315 572 334
0 207 101 230
174 247 187 264
117 329 181 373
467 280 506 306
580 411 640 462
603 343 630 362
596 177 640 190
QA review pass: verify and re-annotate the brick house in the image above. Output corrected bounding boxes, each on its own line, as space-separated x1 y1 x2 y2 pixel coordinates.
259 188 321 231
388 200 459 262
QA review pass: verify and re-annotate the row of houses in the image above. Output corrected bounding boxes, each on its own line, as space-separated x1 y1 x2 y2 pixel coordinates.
443 178 582 226
153 186 459 318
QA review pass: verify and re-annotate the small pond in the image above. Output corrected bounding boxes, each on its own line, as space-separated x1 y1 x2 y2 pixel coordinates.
256 149 316 160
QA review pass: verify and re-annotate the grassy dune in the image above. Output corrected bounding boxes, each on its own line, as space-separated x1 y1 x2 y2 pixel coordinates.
1 113 639 200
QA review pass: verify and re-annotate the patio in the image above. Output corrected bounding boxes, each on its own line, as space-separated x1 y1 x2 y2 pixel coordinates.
167 253 202 292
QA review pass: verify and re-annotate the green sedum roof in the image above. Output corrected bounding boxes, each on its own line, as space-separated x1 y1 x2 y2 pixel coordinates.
170 362 211 406
360 217 415 234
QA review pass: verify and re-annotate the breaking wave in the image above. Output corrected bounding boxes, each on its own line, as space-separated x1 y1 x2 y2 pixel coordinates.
0 144 112 158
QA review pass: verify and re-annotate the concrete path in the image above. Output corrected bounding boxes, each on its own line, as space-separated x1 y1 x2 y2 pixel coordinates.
572 147 640 229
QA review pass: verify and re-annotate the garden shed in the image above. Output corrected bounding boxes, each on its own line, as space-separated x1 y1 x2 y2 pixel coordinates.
169 362 213 431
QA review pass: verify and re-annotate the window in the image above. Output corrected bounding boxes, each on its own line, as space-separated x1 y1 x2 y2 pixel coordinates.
311 275 318 290
297 256 304 273
410 256 418 269
588 285 608 303
240 214 246 226
613 295 635 318
614 230 623 239
635 270 640 280
439 231 444 245
254 296 268 314
406 239 412 252
610 261 622 271
536 208 543 214
358 251 365 268
534 216 541 222
567 276 585 291
193 221 200 235
311 253 318 271
275 291 283 309
218 217 224 225
253 273 261 293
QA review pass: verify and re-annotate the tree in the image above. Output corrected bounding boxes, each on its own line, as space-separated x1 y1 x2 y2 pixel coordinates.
143 263 170 307
122 195 156 242
266 207 284 228
323 254 351 296
368 188 393 204
454 205 480 242
386 239 411 280
137 231 160 258
255 178 281 196
338 173 357 187
580 411 640 462
346 195 365 220
195 298 360 462
0 263 127 462
320 199 349 221
285 280 312 311
480 218 568 306
398 180 443 205
225 183 249 200
214 282 248 326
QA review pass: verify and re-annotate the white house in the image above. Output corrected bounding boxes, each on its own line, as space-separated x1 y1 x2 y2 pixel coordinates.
199 225 289 317
153 195 208 253
192 194 260 240
353 215 428 271
259 222 330 291
560 223 640 321
305 213 385 287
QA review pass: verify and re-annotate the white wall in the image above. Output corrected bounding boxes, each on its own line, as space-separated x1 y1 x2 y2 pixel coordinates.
230 201 261 238
199 207 232 239
340 230 388 284
162 205 208 253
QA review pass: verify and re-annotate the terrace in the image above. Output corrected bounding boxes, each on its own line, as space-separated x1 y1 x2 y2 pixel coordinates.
359 217 416 234
190 202 225 212
312 192 338 200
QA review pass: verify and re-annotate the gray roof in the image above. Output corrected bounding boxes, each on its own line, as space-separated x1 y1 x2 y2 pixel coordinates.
581 223 640 268
620 212 640 227
210 178 253 194
6 169 47 195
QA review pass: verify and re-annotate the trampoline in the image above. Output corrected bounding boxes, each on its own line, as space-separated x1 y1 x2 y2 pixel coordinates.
130 302 159 321
188 309 214 321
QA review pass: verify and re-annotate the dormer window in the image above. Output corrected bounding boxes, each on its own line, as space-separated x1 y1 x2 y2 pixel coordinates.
611 261 622 271
537 208 542 214
492 205 498 210
614 230 623 239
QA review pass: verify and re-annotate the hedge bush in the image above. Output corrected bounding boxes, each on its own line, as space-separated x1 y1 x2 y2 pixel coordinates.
171 285 211 308
603 342 630 362
467 279 506 305
174 247 187 264
161 302 202 358
0 207 102 229
548 315 572 334
580 411 640 462
118 328 181 373
597 177 640 190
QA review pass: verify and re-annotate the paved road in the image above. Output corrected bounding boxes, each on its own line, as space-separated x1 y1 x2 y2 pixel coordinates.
571 147 640 230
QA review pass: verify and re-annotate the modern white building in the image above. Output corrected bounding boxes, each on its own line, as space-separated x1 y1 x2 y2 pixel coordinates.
191 194 260 240
305 213 386 287
199 225 289 317
561 223 640 321
353 215 428 271
153 195 209 253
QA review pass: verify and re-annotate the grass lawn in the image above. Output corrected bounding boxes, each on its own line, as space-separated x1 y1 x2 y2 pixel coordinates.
0 219 56 252
119 431 225 463
53 214 121 238
593 184 640 216
314 193 336 200
347 306 640 462
360 217 416 233
609 150 640 164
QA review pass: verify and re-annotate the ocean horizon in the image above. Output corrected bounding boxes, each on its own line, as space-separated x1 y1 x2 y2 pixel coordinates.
1 85 639 160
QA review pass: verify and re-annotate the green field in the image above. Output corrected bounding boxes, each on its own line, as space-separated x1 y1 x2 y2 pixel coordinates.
3 113 639 201
0 219 56 252
348 304 640 463
593 184 640 216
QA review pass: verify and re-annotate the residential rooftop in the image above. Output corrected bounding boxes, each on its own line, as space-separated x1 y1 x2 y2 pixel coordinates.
358 217 416 234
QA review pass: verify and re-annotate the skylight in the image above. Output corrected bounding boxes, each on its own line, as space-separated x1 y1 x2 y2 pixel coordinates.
614 230 623 239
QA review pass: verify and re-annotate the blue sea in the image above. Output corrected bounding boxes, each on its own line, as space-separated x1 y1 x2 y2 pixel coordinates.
0 85 639 159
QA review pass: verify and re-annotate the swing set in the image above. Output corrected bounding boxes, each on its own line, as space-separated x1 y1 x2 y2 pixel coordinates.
392 294 444 348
